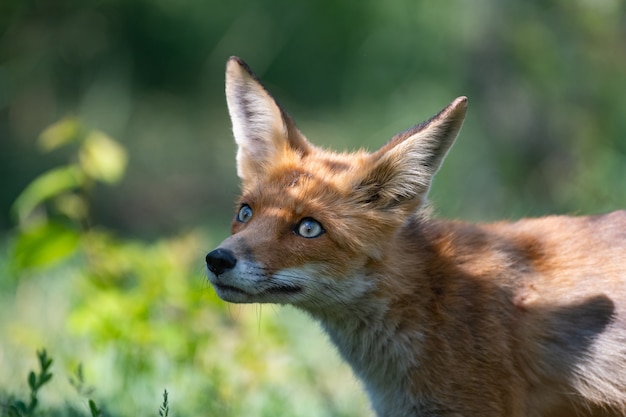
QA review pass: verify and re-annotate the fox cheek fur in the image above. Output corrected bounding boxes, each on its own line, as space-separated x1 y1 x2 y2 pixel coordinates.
205 56 626 417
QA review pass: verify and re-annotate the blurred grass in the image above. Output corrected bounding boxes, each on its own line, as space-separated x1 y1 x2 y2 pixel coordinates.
0 260 369 416
1 0 626 416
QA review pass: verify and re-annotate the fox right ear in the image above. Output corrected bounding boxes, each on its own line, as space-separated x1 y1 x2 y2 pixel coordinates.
225 57 310 182
355 97 467 210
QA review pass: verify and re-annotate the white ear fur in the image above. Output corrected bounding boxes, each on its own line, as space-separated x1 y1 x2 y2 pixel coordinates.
358 96 468 208
225 57 308 181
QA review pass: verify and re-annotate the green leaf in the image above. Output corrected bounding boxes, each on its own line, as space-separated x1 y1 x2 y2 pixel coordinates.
38 116 82 152
79 131 128 184
39 372 53 386
54 194 88 222
12 222 80 270
37 349 53 371
88 399 101 417
27 397 38 414
37 349 46 368
12 165 85 225
28 371 36 391
159 388 169 417
9 403 25 417
13 400 27 415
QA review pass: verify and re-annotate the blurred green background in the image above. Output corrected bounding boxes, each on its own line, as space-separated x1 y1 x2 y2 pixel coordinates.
1 0 625 416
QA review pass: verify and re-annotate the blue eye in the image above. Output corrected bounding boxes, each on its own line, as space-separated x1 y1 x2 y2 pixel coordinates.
296 218 324 238
237 204 253 223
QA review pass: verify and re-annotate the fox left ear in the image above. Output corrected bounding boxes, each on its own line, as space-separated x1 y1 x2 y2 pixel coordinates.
356 96 467 209
225 57 310 182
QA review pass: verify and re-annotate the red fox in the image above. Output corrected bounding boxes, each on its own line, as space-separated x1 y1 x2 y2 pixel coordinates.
205 56 626 417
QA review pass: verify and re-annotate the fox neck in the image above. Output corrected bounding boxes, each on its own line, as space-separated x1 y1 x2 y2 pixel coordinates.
300 231 432 415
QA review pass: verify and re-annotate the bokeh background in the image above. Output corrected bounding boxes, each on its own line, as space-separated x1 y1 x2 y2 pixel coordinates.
1 0 625 416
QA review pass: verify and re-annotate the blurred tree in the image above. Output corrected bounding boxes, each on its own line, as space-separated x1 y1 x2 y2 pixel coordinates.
0 0 625 233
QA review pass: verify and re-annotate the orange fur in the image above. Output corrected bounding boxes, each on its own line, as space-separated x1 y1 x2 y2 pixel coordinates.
205 57 626 417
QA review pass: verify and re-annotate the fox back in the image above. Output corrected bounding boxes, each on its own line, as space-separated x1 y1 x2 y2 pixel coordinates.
205 57 626 417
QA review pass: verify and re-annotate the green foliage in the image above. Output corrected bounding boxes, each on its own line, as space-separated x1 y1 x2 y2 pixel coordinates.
158 389 169 417
88 400 102 417
0 349 148 417
4 122 208 414
10 117 128 272
69 363 103 417
6 349 53 417
15 117 128 223
12 165 85 227
11 221 79 271
69 364 94 398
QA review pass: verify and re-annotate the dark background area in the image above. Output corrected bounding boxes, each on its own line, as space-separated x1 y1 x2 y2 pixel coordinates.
1 0 625 236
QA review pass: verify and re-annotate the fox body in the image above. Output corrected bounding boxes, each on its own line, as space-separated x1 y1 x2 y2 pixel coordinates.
206 57 626 417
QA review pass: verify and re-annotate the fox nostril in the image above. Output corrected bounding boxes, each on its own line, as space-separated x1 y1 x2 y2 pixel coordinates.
206 248 237 275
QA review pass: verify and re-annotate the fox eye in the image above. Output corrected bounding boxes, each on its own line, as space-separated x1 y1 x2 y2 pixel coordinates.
296 218 324 238
237 204 253 223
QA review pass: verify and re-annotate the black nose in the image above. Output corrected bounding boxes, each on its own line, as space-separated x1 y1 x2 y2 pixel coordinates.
206 248 237 275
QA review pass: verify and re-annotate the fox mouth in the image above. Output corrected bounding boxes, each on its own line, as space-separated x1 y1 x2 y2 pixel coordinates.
213 282 302 296
265 284 302 295
214 282 247 294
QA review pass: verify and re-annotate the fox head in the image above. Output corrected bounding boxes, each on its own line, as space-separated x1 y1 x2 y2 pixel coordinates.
206 56 467 311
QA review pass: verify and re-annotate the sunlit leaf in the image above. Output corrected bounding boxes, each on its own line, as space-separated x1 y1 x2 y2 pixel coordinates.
79 131 128 184
54 194 88 222
12 222 80 270
38 116 82 152
12 165 85 225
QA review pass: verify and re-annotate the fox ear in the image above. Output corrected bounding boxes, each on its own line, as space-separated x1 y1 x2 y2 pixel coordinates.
356 96 468 209
225 56 310 181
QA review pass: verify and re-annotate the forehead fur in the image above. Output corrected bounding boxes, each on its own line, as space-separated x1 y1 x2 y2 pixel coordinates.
238 145 410 257
241 144 371 195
